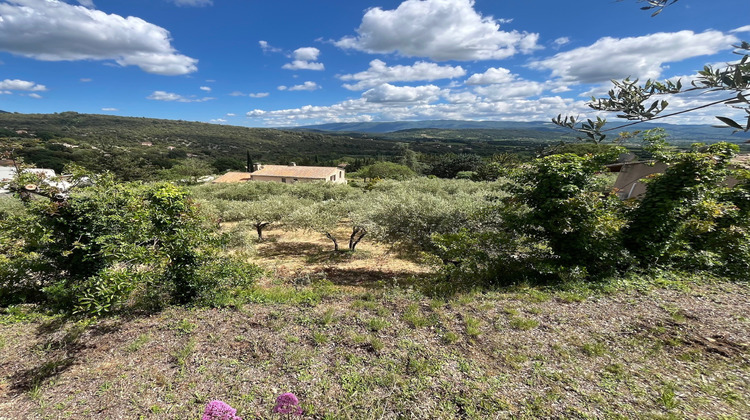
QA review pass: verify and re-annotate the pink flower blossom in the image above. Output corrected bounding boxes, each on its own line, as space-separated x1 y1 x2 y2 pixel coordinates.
202 400 242 420
272 393 302 416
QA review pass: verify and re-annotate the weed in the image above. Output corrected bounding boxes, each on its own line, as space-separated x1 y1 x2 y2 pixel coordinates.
581 341 608 357
510 317 539 331
174 319 196 335
173 339 196 368
527 306 543 315
443 331 459 344
557 291 588 303
429 299 445 310
368 317 390 332
657 383 679 410
125 333 150 353
465 315 482 337
370 336 384 352
312 331 328 346
502 306 519 316
402 303 429 328
317 307 336 326
523 289 551 303
97 381 112 396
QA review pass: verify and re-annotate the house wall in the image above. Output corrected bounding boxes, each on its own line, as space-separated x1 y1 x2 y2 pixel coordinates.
251 172 347 184
613 162 668 199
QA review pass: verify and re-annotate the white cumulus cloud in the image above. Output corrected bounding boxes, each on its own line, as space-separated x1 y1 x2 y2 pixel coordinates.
282 47 324 71
465 67 514 85
101 107 118 111
334 0 539 61
200 86 211 92
362 84 444 103
147 91 214 102
339 59 465 90
0 0 198 75
259 40 282 54
0 78 46 91
278 81 320 91
529 30 737 84
249 92 269 98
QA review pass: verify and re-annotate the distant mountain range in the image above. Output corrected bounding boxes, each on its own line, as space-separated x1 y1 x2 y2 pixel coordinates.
296 119 750 143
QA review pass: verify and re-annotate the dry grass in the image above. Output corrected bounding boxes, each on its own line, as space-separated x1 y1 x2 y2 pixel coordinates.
1 229 749 418
249 225 435 289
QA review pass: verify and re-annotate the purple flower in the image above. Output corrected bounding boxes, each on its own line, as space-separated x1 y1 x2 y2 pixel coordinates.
272 393 303 415
202 400 242 420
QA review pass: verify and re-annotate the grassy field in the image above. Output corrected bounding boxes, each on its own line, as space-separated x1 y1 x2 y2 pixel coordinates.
1 228 749 419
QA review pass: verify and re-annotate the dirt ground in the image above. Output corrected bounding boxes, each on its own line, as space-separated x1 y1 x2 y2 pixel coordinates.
0 229 748 419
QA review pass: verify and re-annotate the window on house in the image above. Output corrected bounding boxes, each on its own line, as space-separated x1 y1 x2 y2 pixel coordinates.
281 178 286 183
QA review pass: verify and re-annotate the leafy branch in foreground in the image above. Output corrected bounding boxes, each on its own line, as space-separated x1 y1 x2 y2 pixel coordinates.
555 1 750 142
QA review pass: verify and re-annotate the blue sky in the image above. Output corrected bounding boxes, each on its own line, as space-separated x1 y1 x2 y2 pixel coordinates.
0 0 748 127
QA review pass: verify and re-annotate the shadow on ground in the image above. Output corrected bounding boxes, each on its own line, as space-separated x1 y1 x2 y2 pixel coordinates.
9 319 123 394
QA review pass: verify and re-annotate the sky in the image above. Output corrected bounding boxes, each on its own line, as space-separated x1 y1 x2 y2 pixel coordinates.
0 0 749 128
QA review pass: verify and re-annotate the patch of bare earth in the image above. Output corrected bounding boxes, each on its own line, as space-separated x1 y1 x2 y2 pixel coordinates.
250 226 435 290
1 277 748 419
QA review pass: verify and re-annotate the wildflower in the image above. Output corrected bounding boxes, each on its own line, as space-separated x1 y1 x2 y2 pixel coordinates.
202 400 242 420
272 392 303 416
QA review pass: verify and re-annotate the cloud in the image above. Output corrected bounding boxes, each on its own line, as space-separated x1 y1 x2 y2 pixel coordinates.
0 78 47 91
0 0 198 75
27 93 42 99
169 0 213 6
334 0 539 61
529 30 737 84
76 0 95 8
200 86 211 92
249 92 269 98
245 93 590 127
465 67 514 85
339 59 465 90
473 80 544 100
226 113 236 116
80 78 92 82
464 67 544 99
731 25 750 33
259 40 282 54
229 91 246 96
362 84 444 103
278 81 320 91
553 37 570 48
101 107 118 111
147 91 215 102
209 118 227 124
282 47 324 71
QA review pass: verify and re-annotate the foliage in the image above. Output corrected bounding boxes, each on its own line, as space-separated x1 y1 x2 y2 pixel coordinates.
210 195 307 240
350 161 416 180
507 154 630 280
425 153 484 178
159 158 214 185
623 141 750 277
0 175 261 314
364 178 503 254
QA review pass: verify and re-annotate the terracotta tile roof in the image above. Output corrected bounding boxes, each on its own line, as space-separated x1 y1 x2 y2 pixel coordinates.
251 165 340 179
212 172 253 183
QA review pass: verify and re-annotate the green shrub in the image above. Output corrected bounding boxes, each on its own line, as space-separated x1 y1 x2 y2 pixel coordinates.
0 174 262 314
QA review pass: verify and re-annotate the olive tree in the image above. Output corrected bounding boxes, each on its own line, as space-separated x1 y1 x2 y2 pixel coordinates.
555 0 750 141
213 195 305 240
